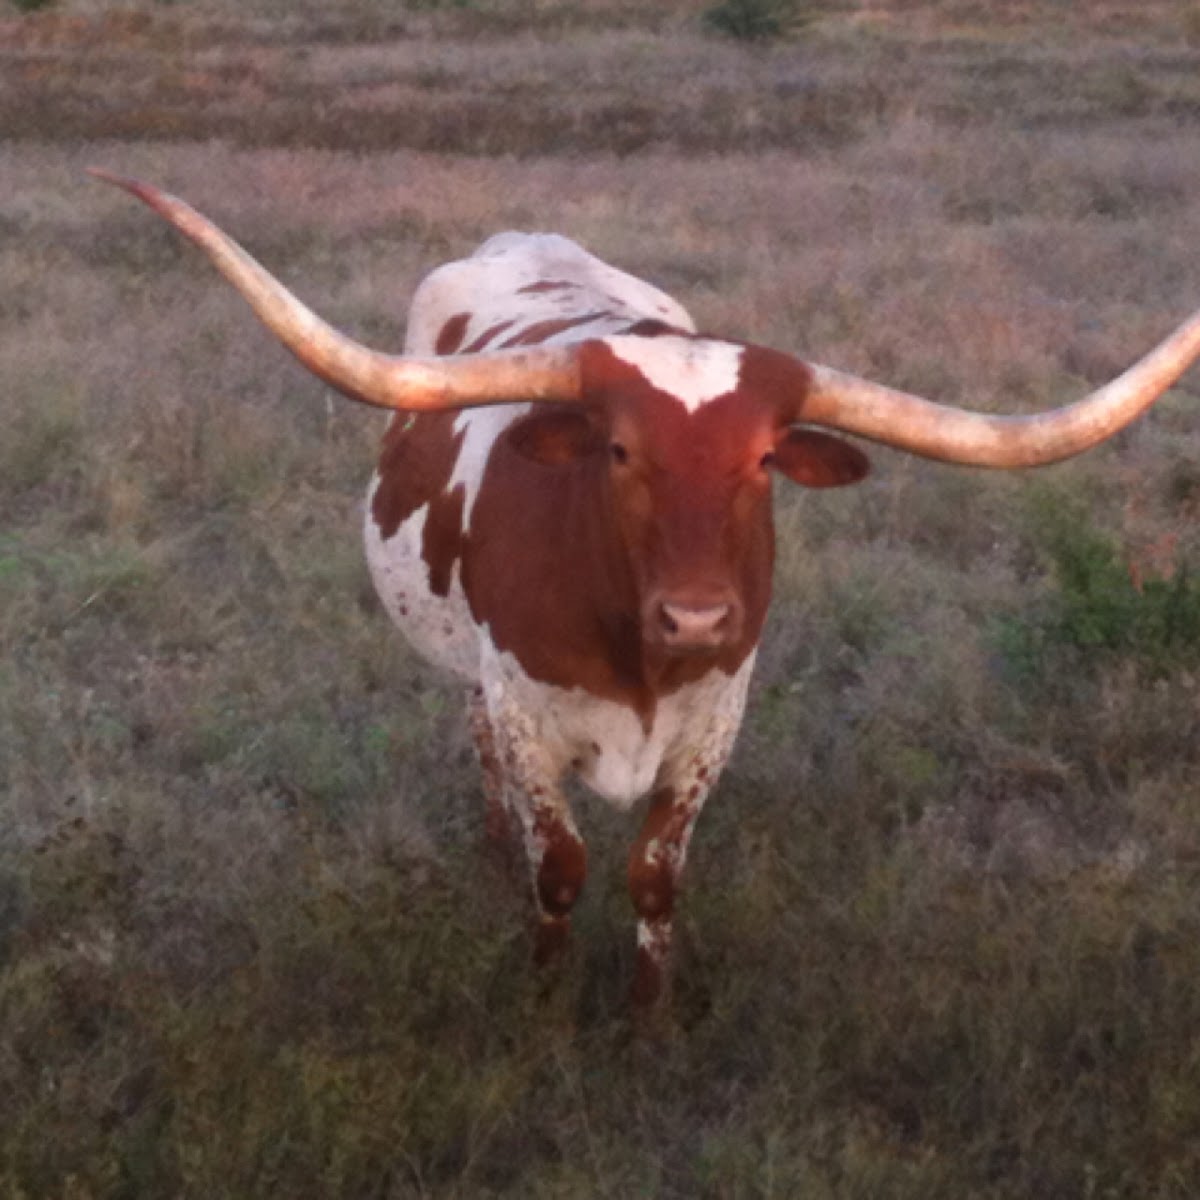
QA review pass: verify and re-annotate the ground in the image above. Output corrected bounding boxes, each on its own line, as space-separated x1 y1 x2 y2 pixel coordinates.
2 1 1200 1196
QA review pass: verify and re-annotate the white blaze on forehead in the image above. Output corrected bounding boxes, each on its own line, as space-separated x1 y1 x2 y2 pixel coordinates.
606 336 744 413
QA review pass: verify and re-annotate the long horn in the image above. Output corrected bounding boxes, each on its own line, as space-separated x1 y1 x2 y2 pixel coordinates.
802 308 1200 468
87 169 582 412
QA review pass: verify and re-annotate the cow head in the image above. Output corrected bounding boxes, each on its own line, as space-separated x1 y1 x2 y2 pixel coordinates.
506 334 869 659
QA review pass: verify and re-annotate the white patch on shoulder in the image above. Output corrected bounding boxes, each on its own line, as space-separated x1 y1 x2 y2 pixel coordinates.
362 497 480 681
606 336 743 413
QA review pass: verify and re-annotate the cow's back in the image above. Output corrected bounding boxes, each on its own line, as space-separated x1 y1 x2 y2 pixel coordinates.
403 233 694 356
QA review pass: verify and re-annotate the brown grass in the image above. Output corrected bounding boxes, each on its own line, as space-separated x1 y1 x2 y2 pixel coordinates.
3 1 1200 1196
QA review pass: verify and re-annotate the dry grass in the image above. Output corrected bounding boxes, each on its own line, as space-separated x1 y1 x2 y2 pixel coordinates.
3 1 1200 1196
5 0 1200 154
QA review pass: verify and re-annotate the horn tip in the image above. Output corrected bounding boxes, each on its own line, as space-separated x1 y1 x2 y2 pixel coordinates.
87 164 132 189
86 166 164 210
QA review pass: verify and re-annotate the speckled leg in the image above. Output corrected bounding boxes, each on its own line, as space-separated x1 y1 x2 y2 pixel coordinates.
486 699 587 966
512 782 588 966
627 741 732 1008
467 686 511 848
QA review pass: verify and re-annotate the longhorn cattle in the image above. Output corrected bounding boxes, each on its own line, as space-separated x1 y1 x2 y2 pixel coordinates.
91 169 1200 1007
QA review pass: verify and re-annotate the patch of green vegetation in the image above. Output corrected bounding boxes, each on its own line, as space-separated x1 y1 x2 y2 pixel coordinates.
999 489 1200 684
234 703 405 810
0 534 169 656
702 0 810 41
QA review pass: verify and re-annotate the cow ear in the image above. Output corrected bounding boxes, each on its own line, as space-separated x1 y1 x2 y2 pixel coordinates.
771 428 870 488
507 409 602 465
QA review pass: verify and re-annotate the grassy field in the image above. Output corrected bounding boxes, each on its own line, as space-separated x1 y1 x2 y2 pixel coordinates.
4 0 1200 1195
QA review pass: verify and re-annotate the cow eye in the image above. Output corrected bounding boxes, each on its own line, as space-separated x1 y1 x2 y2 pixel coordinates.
759 451 776 470
610 442 629 466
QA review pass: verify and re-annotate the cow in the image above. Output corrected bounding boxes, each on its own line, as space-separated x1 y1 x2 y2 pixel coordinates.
90 169 1200 1008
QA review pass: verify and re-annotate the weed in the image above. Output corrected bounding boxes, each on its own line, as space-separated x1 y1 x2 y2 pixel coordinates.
999 490 1200 683
702 0 805 41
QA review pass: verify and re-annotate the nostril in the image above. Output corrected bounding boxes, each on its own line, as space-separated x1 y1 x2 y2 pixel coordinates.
659 601 732 646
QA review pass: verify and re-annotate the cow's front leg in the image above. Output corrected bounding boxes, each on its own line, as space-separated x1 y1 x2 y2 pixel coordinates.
485 700 587 966
625 660 755 1009
515 785 588 965
466 685 512 849
627 769 716 1008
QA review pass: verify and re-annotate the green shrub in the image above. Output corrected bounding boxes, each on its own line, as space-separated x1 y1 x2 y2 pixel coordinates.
702 0 804 42
9 0 56 12
999 494 1200 682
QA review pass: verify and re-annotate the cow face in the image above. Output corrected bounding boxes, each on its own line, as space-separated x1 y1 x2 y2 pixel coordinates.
509 336 870 664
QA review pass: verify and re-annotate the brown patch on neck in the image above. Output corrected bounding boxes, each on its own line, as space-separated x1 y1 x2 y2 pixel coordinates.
434 312 471 355
371 412 468 596
641 645 747 701
422 484 466 597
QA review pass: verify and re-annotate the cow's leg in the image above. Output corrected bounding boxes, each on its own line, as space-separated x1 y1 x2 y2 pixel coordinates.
466 685 511 848
485 701 587 966
514 785 588 966
627 697 747 1009
627 773 714 1008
